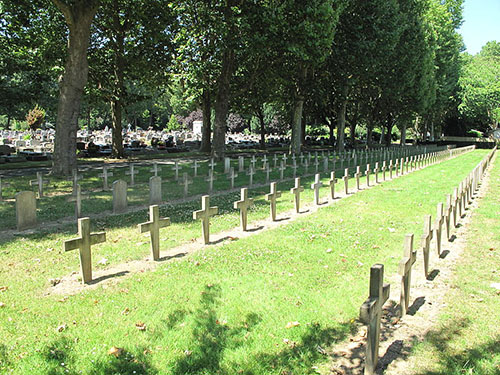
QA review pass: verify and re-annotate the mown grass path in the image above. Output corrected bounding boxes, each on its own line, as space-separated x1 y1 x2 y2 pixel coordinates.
0 150 489 375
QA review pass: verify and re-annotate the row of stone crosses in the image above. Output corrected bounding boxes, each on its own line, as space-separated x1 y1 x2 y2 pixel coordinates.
58 144 489 375
12 146 469 232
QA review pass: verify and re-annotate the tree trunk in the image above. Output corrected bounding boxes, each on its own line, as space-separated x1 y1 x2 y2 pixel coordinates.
290 66 308 155
257 108 266 149
326 118 335 146
6 115 11 130
51 0 98 176
430 121 435 141
367 125 373 148
400 122 407 146
212 49 235 160
379 126 384 144
336 83 349 152
385 114 393 147
199 88 211 153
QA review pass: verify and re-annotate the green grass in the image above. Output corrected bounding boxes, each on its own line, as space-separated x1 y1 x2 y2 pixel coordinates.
0 150 489 375
404 154 500 375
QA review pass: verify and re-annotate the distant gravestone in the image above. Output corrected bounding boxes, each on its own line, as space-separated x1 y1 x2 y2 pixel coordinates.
227 167 238 189
112 180 128 213
290 177 304 213
149 176 162 204
98 166 113 190
30 172 48 198
150 162 162 177
445 194 453 240
246 165 256 187
399 234 416 316
15 191 37 231
193 195 218 244
63 217 106 284
265 163 271 183
355 166 361 191
420 214 433 279
179 172 193 197
374 162 380 184
360 264 390 375
171 161 181 180
205 169 216 193
278 160 286 180
382 161 387 181
125 164 139 186
265 182 281 221
138 205 170 261
66 184 89 218
238 156 245 172
234 188 254 231
224 157 231 174
327 171 337 200
291 160 298 178
365 164 371 187
311 173 323 206
191 160 199 177
323 157 329 173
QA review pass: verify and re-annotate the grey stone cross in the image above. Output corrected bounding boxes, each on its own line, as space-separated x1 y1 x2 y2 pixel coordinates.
273 154 278 168
125 164 139 186
150 162 162 177
261 155 268 169
227 167 238 189
399 234 416 316
205 169 216 193
452 188 459 227
63 217 106 284
246 165 256 187
445 194 453 240
193 195 218 244
304 158 309 175
98 166 113 190
311 173 323 205
395 159 399 177
265 182 281 221
191 160 199 177
327 171 337 200
374 162 380 184
365 164 371 187
282 153 288 166
323 156 329 173
208 158 217 172
179 172 193 197
291 160 298 178
434 202 444 256
355 166 362 191
382 161 387 181
343 168 349 195
389 160 394 179
171 161 181 181
66 184 89 218
250 156 256 170
234 188 254 231
71 168 82 193
359 264 390 375
313 157 319 173
420 214 433 279
30 171 49 198
290 177 304 213
138 205 170 261
265 163 271 183
278 160 286 180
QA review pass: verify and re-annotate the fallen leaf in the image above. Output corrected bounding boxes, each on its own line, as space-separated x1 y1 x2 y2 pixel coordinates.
108 346 123 357
0 286 8 292
98 258 108 265
135 322 146 331
49 278 61 287
0 302 5 308
326 248 333 253
388 228 395 233
228 236 238 241
184 350 192 356
372 245 380 249
121 307 130 315
56 324 67 332
285 321 300 329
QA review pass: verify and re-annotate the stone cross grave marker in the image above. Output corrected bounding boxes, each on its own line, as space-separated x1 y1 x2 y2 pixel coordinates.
171 161 181 180
304 158 309 174
15 191 37 230
400 158 404 176
227 167 238 189
150 162 162 177
290 177 304 213
179 172 193 197
374 162 380 184
98 166 113 190
340 156 344 171
313 157 319 173
63 217 106 284
265 163 271 183
292 160 298 178
323 156 329 173
299 154 304 165
138 205 170 261
311 173 323 205
291 154 296 165
342 168 349 195
261 155 268 169
149 176 162 204
265 182 281 221
399 234 416 316
382 161 387 181
307 152 312 164
191 160 199 177
365 164 371 187
445 194 453 240
238 156 244 172
250 156 256 170
112 180 128 213
0 176 10 201
208 158 216 172
30 172 49 198
246 165 256 187
360 264 390 375
71 169 82 193
355 166 361 190
405 157 409 174
273 154 278 168
389 160 394 179
193 195 218 244
282 153 288 166
205 169 216 193
125 164 139 186
435 202 444 256
66 184 89 218
420 214 433 278
234 187 254 231
327 171 337 200
279 160 286 180
452 188 458 227
395 159 399 177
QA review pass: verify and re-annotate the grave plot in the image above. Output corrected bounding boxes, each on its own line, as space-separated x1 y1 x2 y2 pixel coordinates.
0 149 491 375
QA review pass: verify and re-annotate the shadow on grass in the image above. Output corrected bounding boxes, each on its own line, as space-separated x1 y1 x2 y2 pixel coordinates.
0 344 11 372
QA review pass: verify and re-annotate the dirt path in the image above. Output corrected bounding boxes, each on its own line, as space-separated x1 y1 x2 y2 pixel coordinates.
325 153 496 375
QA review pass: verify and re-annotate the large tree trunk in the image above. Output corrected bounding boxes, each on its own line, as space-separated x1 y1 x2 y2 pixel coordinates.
51 0 98 176
290 66 307 155
212 49 235 160
326 118 335 146
385 114 393 147
257 108 266 149
400 122 407 146
199 88 211 153
336 83 349 152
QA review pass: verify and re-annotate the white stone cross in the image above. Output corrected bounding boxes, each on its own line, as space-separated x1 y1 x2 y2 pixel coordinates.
191 160 199 177
311 173 323 205
290 177 304 213
365 164 371 187
282 154 288 166
355 166 362 191
420 214 433 279
291 160 298 178
382 161 387 181
399 234 416 316
66 184 89 218
233 188 254 231
150 162 162 177
389 160 394 179
125 164 139 186
208 158 217 172
138 205 170 261
30 171 49 198
98 166 113 190
265 182 281 221
178 172 193 197
395 159 399 177
434 202 444 256
278 160 286 180
193 195 218 244
63 217 106 284
323 157 329 173
374 162 380 184
304 159 309 175
360 264 390 375
261 155 268 169
313 157 319 173
400 157 404 176
343 168 349 195
227 167 238 189
171 161 181 180
205 169 216 193
299 154 304 165
273 154 278 168
250 156 256 170
265 163 271 183
445 194 453 240
246 165 256 187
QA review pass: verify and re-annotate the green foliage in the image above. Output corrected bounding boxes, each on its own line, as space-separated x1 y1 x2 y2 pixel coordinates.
166 114 182 131
25 105 45 131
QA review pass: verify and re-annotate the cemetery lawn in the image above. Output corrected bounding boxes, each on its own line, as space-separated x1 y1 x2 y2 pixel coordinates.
0 150 490 374
404 154 500 375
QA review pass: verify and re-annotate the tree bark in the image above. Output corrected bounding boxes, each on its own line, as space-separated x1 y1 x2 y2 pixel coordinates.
212 49 235 160
257 108 266 149
51 0 98 176
336 83 349 152
199 88 211 153
400 122 407 146
290 66 308 155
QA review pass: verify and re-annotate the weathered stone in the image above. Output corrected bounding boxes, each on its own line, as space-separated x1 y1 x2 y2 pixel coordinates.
265 182 281 221
290 177 304 213
125 164 139 186
112 180 128 213
234 188 254 231
15 191 37 230
420 214 433 279
193 195 218 244
311 173 323 205
399 234 416 316
149 176 162 204
66 184 89 218
138 205 170 261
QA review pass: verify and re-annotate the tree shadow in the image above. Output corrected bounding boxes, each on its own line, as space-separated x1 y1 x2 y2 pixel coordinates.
0 344 11 373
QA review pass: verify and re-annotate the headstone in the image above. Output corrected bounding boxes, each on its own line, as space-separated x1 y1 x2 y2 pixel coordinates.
234 188 254 231
193 195 218 244
227 167 238 189
343 168 349 195
15 191 37 230
359 264 390 375
66 184 89 218
98 166 113 190
311 173 323 206
224 157 231 174
63 217 106 284
323 157 329 173
205 169 216 193
179 172 193 197
149 176 162 204
238 156 245 172
138 205 170 261
29 172 48 198
125 164 139 186
112 180 128 213
399 234 416 316
420 214 433 279
265 182 281 221
434 202 444 256
290 177 304 213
